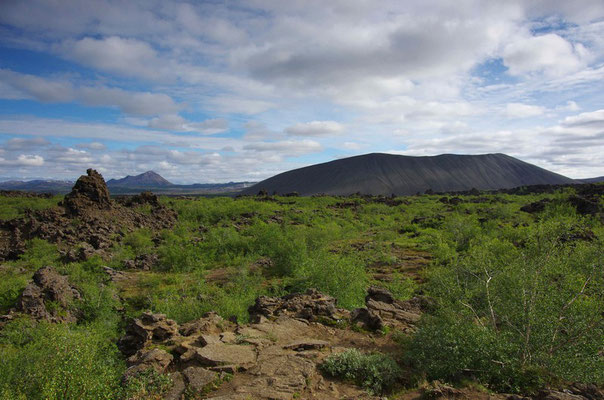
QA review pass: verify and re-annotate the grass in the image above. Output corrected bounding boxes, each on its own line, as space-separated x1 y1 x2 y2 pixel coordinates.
0 187 601 397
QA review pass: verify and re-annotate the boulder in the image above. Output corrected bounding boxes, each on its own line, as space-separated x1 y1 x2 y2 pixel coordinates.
16 266 80 323
118 312 179 356
123 348 173 379
236 354 316 400
183 366 218 393
351 286 424 331
179 312 226 336
164 372 186 400
194 343 256 368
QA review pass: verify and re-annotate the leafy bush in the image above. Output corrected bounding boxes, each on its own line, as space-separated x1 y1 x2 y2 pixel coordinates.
18 239 61 269
407 213 604 392
0 319 123 400
291 250 367 309
321 349 402 394
123 229 154 257
120 369 173 400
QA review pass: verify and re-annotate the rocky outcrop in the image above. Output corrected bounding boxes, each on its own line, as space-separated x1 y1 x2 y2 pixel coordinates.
118 293 383 400
123 253 158 271
115 191 161 207
117 312 179 356
15 266 80 323
248 288 346 323
351 286 426 331
520 198 552 214
0 169 177 262
532 385 604 400
123 348 174 379
63 169 112 215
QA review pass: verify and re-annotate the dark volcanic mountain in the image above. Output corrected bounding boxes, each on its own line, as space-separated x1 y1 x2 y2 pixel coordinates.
241 153 577 196
579 176 604 183
107 171 173 187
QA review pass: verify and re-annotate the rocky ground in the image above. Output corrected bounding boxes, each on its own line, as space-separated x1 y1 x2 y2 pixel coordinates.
0 169 176 262
0 173 601 399
4 264 601 400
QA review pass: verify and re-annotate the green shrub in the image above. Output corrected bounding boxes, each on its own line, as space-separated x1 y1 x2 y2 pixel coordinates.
0 319 123 399
120 369 173 400
291 250 367 309
123 229 154 257
408 214 604 392
18 239 60 269
321 349 401 394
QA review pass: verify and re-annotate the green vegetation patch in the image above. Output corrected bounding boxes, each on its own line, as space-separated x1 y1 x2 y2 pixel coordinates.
321 348 402 395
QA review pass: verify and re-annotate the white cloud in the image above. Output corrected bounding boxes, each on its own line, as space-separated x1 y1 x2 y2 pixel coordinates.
188 119 229 135
0 69 182 116
0 117 238 149
0 1 603 181
148 115 229 134
208 96 275 115
3 137 50 150
0 69 75 102
555 101 580 112
76 141 106 150
502 33 589 77
16 154 44 166
505 102 546 118
243 140 322 156
78 87 182 116
342 141 362 150
60 36 163 79
395 108 604 178
561 109 604 129
285 121 344 136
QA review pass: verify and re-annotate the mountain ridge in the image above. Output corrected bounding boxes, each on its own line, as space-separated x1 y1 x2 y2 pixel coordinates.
241 153 577 196
106 171 173 187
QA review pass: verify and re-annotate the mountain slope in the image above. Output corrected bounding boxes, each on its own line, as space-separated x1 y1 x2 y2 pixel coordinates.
107 171 173 187
579 176 604 183
241 153 576 196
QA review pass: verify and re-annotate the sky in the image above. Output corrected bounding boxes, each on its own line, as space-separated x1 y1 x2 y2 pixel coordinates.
0 0 603 183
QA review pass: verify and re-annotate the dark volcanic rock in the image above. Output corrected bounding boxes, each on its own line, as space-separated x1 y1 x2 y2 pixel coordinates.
351 286 425 332
568 195 601 216
248 289 343 323
0 169 177 262
115 191 161 207
521 198 552 213
63 169 111 214
16 266 80 323
118 312 179 356
123 253 159 271
123 348 174 380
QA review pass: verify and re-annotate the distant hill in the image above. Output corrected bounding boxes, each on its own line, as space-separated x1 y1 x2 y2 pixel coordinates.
0 179 73 193
579 176 604 183
241 153 577 196
107 171 173 187
0 170 255 195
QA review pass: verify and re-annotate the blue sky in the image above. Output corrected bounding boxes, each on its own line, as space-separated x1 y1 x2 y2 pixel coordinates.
0 0 603 183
